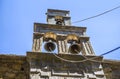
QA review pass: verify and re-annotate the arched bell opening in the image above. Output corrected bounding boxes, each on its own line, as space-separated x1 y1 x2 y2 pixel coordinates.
43 32 57 52
56 21 63 25
55 15 65 26
44 40 56 52
69 43 81 54
67 34 82 54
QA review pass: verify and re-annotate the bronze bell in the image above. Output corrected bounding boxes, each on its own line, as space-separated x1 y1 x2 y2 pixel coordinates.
67 34 79 43
69 44 81 54
55 15 64 25
67 34 81 54
44 32 57 41
44 32 57 52
44 41 56 52
55 15 63 20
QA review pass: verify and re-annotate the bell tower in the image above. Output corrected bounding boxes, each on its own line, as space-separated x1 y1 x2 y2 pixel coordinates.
28 9 106 79
32 9 95 55
46 9 71 26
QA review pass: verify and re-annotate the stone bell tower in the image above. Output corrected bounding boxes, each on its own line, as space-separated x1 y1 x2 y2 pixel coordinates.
27 9 106 79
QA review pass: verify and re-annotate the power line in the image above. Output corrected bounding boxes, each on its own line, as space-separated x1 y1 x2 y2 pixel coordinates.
72 5 120 23
53 46 120 63
100 46 120 56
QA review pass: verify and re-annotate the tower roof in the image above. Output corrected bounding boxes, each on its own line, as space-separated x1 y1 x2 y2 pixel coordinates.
47 9 70 13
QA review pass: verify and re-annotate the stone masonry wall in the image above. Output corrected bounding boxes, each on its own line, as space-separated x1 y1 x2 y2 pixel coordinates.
0 55 29 79
0 54 120 79
103 59 120 79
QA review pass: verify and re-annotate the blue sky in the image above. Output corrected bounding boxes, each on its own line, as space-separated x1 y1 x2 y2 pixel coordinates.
0 0 120 60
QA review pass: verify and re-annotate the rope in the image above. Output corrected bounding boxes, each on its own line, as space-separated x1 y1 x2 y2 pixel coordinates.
53 46 120 63
53 54 102 63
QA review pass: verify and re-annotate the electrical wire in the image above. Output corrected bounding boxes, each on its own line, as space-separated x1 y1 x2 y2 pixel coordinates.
100 46 120 56
53 46 120 63
72 5 120 23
